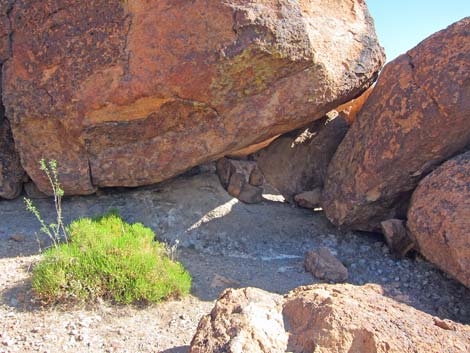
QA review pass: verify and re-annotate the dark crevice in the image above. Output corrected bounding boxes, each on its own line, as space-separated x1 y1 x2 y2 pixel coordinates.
4 0 17 64
122 13 133 78
0 64 4 121
86 156 95 188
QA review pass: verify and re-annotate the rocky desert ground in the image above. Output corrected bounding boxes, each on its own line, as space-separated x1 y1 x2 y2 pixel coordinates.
0 0 469 352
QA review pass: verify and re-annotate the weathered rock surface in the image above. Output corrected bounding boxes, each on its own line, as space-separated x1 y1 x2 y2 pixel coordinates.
256 115 349 202
190 284 470 353
304 247 348 282
407 151 470 288
2 0 384 195
323 18 470 231
190 288 287 353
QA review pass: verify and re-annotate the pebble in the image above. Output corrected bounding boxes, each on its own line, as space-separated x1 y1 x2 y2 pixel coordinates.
9 233 26 242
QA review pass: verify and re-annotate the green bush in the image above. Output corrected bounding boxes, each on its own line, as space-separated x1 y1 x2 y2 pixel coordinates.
32 212 191 304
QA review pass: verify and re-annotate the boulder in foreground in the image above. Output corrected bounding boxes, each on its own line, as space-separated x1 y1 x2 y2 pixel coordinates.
190 284 470 353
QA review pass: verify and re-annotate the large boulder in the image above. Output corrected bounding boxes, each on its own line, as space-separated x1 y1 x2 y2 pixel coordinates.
256 114 349 203
323 18 470 231
190 284 470 353
407 151 470 288
2 0 384 195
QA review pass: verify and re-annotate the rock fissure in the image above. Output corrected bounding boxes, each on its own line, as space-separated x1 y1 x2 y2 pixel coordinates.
122 12 133 77
3 0 16 64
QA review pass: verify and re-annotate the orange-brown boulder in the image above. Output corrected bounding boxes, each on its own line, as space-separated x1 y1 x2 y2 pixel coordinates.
323 18 470 231
190 284 470 353
256 114 349 202
2 0 384 195
407 151 470 288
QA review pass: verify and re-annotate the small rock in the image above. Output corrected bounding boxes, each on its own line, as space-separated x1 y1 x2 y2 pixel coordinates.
304 247 348 283
237 183 263 204
210 274 240 288
294 188 322 209
380 219 415 258
433 317 454 331
9 233 26 242
217 158 265 204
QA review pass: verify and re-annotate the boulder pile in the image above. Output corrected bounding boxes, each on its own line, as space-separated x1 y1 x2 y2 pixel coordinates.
0 2 469 348
323 17 470 232
243 17 469 288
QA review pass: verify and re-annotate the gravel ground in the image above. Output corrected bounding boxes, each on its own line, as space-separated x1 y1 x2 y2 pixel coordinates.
0 171 469 352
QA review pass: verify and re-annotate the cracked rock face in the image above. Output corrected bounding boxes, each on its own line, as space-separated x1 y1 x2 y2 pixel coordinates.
1 0 26 200
190 284 470 353
407 151 470 288
323 18 470 231
0 105 26 200
2 0 384 195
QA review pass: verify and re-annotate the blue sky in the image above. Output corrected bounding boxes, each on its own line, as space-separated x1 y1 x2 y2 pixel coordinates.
367 0 469 61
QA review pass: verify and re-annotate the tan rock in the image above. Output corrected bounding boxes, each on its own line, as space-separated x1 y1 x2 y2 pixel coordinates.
323 18 470 231
407 151 470 288
210 274 240 289
283 284 470 353
3 0 384 195
190 287 287 353
294 188 322 209
256 114 349 203
304 247 348 282
190 284 470 353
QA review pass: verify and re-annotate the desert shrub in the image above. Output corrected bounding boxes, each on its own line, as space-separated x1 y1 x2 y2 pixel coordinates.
32 211 191 304
24 159 68 249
